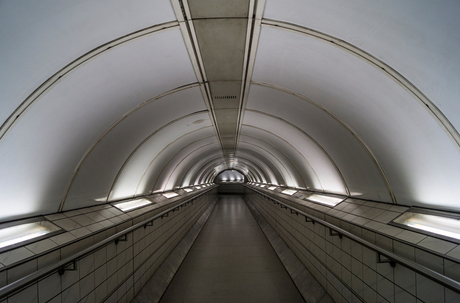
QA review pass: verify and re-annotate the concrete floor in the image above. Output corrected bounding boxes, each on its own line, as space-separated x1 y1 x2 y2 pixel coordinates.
159 195 305 303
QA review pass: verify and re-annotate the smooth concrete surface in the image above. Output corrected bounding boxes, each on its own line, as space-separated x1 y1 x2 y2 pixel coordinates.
159 195 305 303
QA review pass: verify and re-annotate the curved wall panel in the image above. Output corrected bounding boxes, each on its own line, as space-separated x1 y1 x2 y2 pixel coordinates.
253 26 460 209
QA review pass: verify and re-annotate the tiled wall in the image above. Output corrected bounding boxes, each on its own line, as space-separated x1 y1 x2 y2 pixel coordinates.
244 186 460 303
0 188 217 303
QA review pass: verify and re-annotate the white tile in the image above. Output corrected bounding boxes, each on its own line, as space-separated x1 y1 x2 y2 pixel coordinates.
38 273 61 303
351 216 371 226
377 274 394 303
80 254 95 278
394 286 415 303
351 205 372 216
415 248 443 273
69 227 92 239
95 264 107 287
444 259 460 282
361 208 385 220
25 239 58 254
351 274 364 298
80 272 95 298
0 248 34 266
49 232 77 246
95 281 108 302
446 245 460 260
342 213 358 222
446 287 460 303
7 283 38 303
416 273 444 303
0 270 6 288
80 290 96 303
7 259 37 284
363 247 377 270
44 213 67 221
38 250 60 270
363 282 377 302
373 211 401 224
418 237 457 254
86 223 105 233
62 281 80 303
53 218 81 231
375 234 393 251
388 205 409 213
94 247 107 269
374 203 393 210
362 264 377 289
63 210 83 218
393 241 415 261
72 215 94 227
84 212 106 223
60 261 80 290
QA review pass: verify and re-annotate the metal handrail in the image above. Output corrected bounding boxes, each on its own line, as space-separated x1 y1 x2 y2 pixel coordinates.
245 185 460 293
0 186 217 299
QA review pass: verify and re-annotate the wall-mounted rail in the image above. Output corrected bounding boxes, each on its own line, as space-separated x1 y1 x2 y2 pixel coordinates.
245 185 460 293
0 186 217 300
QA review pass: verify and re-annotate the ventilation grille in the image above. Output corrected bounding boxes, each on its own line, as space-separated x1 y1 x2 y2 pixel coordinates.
214 96 237 99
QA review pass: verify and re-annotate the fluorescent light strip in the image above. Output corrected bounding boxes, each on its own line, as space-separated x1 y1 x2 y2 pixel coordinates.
0 221 61 249
305 194 345 207
163 192 179 199
259 185 266 188
113 198 152 212
183 188 193 192
268 186 277 190
195 186 201 189
393 212 460 240
281 189 297 196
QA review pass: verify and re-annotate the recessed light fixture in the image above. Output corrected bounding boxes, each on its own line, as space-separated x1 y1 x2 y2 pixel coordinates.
259 185 266 188
268 186 277 190
392 211 460 241
0 220 61 250
195 186 201 189
113 198 152 212
281 189 297 196
183 188 193 192
163 192 179 199
305 194 345 207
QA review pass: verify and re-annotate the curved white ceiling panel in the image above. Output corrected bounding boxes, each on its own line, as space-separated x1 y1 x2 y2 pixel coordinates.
148 132 218 193
241 126 321 191
64 87 206 210
246 84 390 201
253 26 460 209
0 29 197 220
235 149 283 186
242 111 347 195
238 140 300 188
109 112 211 201
0 0 175 125
264 0 460 132
215 170 245 183
180 152 226 187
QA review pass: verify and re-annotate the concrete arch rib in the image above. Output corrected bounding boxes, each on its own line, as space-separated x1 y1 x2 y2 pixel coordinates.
182 155 269 187
237 141 300 188
60 83 201 211
246 83 391 200
106 111 210 202
261 19 460 153
243 110 349 196
235 149 285 186
149 137 220 193
192 156 266 186
240 130 322 191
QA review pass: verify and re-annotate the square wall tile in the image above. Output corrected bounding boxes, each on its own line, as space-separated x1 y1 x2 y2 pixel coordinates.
25 239 57 255
416 274 444 303
38 273 61 303
7 283 37 303
394 286 415 303
415 248 443 273
418 237 457 255
0 248 34 266
7 259 38 284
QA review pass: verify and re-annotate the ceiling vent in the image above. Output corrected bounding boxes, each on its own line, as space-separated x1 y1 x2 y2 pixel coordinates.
214 96 237 99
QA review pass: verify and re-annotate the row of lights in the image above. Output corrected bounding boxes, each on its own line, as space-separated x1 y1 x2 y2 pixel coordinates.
247 182 460 242
0 184 215 251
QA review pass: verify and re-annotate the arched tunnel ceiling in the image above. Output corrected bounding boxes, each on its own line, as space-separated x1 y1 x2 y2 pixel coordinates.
1 0 460 221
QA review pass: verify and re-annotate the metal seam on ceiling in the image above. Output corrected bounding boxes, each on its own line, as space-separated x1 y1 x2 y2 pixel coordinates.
261 19 460 155
0 21 180 144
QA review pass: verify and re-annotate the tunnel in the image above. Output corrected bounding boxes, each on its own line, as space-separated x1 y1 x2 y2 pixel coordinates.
1 0 460 302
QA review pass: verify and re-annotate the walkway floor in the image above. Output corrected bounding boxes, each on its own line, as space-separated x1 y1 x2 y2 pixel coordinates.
159 195 304 303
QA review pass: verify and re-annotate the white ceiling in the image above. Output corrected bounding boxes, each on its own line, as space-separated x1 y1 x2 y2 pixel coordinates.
1 0 460 221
